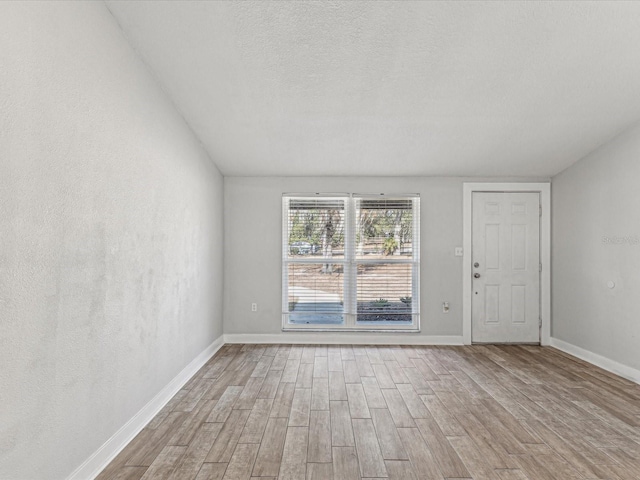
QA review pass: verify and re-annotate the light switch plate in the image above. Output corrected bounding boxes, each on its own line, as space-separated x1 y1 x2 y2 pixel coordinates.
454 247 463 257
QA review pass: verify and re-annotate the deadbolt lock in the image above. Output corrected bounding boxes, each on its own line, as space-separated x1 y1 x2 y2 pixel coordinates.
474 262 480 268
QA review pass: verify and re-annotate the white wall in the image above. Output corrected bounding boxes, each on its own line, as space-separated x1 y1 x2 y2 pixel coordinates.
224 176 547 342
552 122 640 374
0 3 224 479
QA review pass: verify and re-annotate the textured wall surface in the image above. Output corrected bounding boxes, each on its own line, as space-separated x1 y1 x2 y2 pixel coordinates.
223 176 546 339
0 3 223 479
552 122 640 371
107 1 640 178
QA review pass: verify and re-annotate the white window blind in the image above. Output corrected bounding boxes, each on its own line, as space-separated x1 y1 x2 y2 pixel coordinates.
283 194 419 331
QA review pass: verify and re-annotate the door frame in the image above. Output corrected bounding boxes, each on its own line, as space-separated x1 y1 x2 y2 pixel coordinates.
463 183 551 345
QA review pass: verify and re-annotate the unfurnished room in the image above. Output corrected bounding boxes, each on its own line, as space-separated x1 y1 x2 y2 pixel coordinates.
2 1 640 479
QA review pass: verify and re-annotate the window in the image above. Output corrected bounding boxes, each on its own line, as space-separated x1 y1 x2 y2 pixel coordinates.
282 193 420 331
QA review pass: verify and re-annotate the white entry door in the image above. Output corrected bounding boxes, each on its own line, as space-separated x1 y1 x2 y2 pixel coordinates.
472 192 540 343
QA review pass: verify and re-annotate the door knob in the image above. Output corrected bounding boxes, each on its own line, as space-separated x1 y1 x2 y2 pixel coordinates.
474 273 481 279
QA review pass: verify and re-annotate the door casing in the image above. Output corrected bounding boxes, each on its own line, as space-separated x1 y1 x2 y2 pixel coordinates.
463 183 551 345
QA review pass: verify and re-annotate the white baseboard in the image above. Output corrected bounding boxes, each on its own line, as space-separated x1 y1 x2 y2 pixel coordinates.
223 333 464 346
550 337 640 385
67 334 225 480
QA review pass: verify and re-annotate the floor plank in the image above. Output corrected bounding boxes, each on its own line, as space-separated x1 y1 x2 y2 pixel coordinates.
223 443 259 480
279 426 309 480
168 422 223 480
346 383 371 419
238 398 273 444
384 460 418 480
397 427 443 479
352 418 387 478
381 388 415 428
306 462 334 480
361 376 387 409
308 410 332 463
329 371 348 401
332 447 360 480
194 463 227 480
330 400 355 447
139 446 186 480
258 369 283 399
289 388 312 427
370 408 408 461
311 377 330 411
252 417 288 477
205 409 251 463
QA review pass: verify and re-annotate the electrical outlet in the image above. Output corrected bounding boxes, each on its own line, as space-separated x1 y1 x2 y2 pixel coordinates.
251 303 258 312
442 302 450 313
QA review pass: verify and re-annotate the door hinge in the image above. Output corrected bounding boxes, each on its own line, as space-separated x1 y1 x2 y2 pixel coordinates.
539 204 542 217
539 317 542 327
539 263 542 272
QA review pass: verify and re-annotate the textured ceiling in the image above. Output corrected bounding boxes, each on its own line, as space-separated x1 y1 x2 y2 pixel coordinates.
106 1 640 177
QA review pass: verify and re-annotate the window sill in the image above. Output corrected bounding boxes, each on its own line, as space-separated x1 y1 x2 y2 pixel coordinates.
282 327 421 334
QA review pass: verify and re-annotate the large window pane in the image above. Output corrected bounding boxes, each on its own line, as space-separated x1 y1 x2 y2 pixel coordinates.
355 198 413 259
287 198 345 262
287 263 344 325
356 263 413 323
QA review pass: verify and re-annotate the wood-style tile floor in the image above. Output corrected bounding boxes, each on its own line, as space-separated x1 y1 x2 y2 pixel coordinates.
98 344 640 480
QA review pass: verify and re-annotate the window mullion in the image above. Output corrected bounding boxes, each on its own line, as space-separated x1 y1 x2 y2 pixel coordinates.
282 198 289 325
344 196 356 326
412 197 420 325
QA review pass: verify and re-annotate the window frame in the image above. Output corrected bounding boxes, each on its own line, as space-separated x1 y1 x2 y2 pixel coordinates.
282 193 420 332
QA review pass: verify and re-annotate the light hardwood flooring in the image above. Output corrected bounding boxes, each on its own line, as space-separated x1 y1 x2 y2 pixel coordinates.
97 344 640 480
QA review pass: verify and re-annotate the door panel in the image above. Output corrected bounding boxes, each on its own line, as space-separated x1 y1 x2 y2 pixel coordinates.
485 285 500 324
485 224 500 269
472 192 540 343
